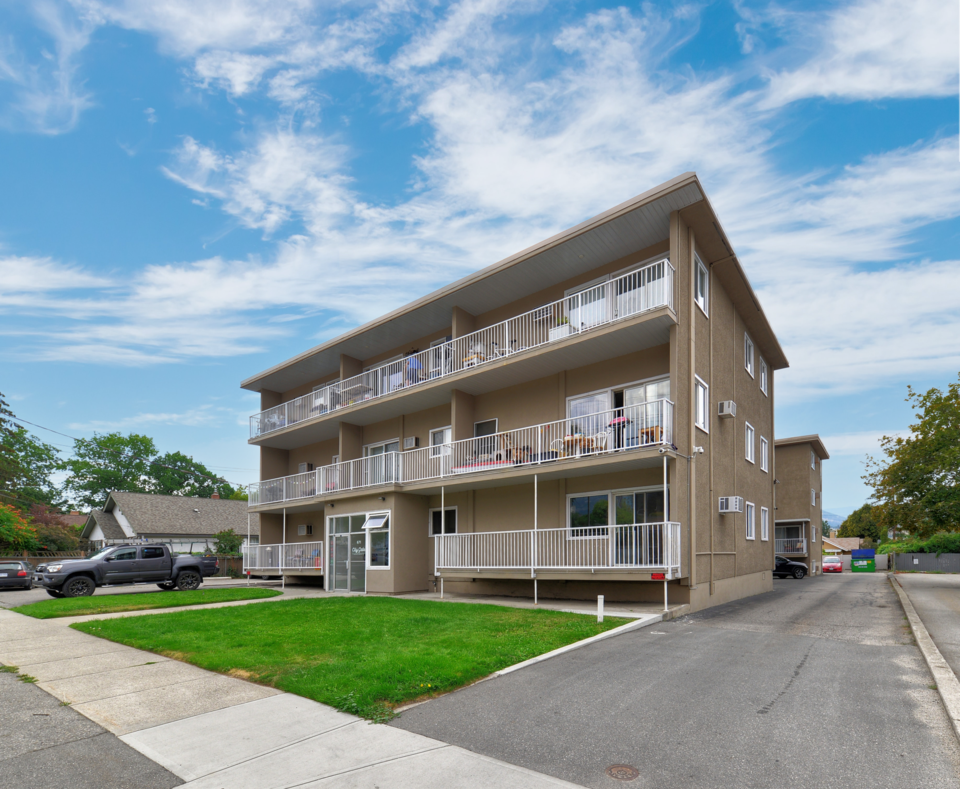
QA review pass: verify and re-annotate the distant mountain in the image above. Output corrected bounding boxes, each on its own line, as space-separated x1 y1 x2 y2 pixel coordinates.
822 511 847 529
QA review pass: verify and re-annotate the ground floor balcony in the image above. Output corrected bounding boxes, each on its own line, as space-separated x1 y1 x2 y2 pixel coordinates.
775 538 807 555
435 522 682 580
243 541 324 572
248 399 673 511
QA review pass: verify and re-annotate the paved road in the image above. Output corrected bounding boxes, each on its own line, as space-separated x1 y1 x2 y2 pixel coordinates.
0 670 181 789
898 574 960 679
393 574 960 789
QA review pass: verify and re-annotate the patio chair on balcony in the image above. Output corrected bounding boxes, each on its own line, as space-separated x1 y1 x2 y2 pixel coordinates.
462 342 486 368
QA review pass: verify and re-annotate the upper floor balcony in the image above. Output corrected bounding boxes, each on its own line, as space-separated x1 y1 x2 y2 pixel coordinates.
249 257 675 444
248 398 673 508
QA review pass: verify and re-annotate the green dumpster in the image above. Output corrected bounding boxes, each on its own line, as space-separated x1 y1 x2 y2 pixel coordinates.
851 548 875 572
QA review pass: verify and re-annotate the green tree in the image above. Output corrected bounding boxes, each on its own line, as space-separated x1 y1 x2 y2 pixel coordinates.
5 427 63 507
838 504 883 543
0 391 16 494
864 374 960 538
29 505 82 551
212 528 244 555
822 519 830 538
150 451 237 499
62 432 157 510
228 488 248 501
0 503 39 552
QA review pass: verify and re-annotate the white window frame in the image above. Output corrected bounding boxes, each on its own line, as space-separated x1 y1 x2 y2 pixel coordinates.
760 507 769 541
760 357 768 395
364 510 391 571
362 438 400 457
746 502 756 540
745 422 755 464
760 437 769 472
325 509 392 590
429 426 452 458
473 418 498 436
565 486 669 540
811 489 817 506
811 450 817 470
745 333 755 378
694 376 709 433
694 254 709 317
428 506 458 536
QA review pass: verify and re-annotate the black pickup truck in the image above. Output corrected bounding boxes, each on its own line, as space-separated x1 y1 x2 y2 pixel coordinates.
35 544 215 598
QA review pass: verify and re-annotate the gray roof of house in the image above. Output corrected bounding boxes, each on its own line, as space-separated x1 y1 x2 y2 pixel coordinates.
84 509 126 540
82 492 259 539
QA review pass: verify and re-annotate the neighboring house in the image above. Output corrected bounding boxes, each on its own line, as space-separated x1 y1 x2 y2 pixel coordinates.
822 537 861 555
60 511 88 529
81 492 259 552
242 173 788 612
774 435 829 575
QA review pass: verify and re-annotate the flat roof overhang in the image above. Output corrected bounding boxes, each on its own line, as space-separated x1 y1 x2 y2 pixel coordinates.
248 448 673 515
242 173 787 399
251 308 675 448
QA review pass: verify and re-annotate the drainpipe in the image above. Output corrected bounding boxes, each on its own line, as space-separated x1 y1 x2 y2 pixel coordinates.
709 258 715 596
687 225 697 591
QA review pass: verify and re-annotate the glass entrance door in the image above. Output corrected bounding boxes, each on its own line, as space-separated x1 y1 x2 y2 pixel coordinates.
330 514 367 592
334 535 349 590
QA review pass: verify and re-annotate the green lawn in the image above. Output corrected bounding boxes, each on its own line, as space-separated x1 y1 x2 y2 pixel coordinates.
72 597 626 720
15 588 281 619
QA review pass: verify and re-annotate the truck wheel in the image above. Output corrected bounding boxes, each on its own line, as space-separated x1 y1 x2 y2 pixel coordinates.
157 582 176 591
46 589 64 598
176 571 202 591
792 567 806 580
63 576 95 597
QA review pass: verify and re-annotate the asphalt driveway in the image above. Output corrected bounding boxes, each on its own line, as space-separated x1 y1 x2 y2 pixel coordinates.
897 573 960 679
392 573 960 789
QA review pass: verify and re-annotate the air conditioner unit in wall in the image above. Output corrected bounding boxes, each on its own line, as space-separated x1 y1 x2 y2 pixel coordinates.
718 401 736 419
297 524 313 536
403 436 419 449
298 462 314 473
719 496 744 513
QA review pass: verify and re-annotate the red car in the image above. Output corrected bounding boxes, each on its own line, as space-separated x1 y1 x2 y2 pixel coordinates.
822 556 843 573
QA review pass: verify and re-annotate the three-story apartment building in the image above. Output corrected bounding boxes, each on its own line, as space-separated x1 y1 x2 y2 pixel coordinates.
774 435 829 576
242 173 788 612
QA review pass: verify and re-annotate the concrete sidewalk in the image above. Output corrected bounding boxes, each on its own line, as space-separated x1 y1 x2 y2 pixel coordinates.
0 606 586 788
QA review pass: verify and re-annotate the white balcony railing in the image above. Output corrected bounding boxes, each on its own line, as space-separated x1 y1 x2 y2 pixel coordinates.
250 258 675 438
243 541 324 572
248 400 674 507
435 522 682 575
775 538 807 554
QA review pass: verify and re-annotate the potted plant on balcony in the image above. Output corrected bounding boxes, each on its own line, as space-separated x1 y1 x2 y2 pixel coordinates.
549 316 573 341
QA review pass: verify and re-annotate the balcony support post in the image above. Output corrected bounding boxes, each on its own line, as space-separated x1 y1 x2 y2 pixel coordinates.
246 513 251 586
282 507 286 572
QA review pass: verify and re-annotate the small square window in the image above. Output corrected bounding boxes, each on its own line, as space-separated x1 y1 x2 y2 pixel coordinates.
695 377 709 433
745 334 755 378
745 423 755 463
430 508 457 535
694 256 709 316
746 502 755 540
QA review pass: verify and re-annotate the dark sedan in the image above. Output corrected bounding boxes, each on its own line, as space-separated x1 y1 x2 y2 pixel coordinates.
0 560 35 590
773 555 807 579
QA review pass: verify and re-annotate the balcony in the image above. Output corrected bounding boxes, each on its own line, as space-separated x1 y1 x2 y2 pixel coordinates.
435 522 682 577
248 399 674 507
250 258 675 441
243 541 324 572
775 538 807 555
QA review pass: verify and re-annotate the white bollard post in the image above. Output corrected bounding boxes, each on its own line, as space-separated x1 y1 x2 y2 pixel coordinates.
598 594 604 623
664 579 668 613
440 577 444 599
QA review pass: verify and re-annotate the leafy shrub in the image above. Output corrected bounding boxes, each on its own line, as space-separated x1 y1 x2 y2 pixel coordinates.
0 503 39 552
877 531 960 556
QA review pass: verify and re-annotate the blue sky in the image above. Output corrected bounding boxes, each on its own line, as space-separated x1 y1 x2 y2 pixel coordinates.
1 0 957 517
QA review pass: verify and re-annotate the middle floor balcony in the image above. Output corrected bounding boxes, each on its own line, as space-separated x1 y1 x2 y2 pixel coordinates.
248 399 674 510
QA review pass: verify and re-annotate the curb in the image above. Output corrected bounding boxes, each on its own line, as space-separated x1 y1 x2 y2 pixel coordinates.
493 611 663 677
889 574 960 744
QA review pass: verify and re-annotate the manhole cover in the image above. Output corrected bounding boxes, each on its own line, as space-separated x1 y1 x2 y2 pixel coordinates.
605 764 640 781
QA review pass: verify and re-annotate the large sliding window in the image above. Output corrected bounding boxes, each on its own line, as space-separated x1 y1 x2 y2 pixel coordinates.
568 487 668 538
566 377 671 448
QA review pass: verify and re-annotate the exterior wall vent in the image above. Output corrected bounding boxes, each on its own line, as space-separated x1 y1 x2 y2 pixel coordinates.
298 462 314 473
403 436 420 449
718 401 736 419
719 496 744 514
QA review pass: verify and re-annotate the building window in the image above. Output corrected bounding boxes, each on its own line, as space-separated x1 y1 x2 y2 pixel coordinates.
811 489 817 507
745 423 755 463
695 376 709 433
760 358 768 395
760 437 769 472
760 507 769 541
567 487 668 538
429 507 457 535
430 426 452 458
363 512 390 568
811 450 817 470
694 255 709 316
745 333 755 378
746 502 756 540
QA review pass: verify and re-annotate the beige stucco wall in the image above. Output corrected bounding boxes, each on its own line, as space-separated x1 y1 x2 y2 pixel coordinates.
774 441 824 572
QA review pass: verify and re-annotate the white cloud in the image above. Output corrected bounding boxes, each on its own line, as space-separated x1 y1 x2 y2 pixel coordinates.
762 0 959 105
820 430 907 458
68 404 232 431
0 255 111 293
